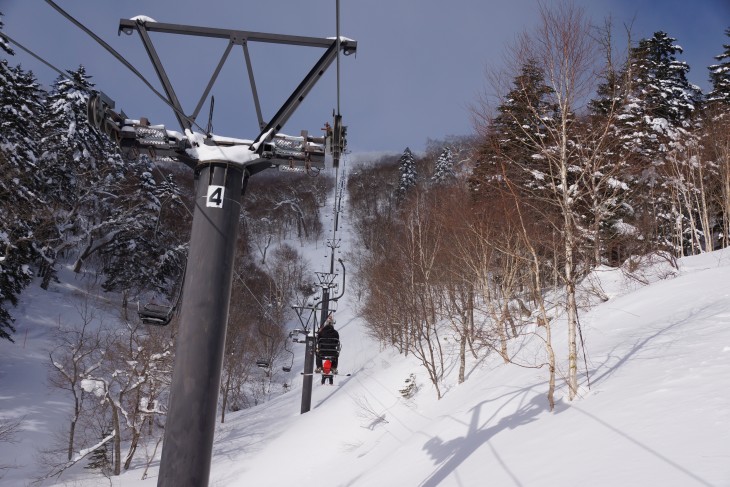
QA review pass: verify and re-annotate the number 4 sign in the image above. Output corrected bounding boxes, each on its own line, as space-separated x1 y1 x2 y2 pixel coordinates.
206 185 225 208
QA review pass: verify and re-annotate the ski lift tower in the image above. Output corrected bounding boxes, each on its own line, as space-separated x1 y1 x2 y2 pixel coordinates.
300 261 345 413
86 14 356 487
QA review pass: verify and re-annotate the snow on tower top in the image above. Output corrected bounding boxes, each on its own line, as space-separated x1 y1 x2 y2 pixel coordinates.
130 15 157 23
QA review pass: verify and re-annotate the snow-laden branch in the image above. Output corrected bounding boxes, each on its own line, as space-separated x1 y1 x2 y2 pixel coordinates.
35 431 115 483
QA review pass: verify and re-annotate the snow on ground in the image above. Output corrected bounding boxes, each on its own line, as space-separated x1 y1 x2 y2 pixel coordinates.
204 247 730 487
0 267 120 485
2 185 730 486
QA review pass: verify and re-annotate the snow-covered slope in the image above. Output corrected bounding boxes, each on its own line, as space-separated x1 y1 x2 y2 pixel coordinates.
2 207 730 486
203 247 730 487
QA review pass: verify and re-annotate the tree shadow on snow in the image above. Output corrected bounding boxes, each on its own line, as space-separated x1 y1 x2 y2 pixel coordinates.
419 382 565 487
589 308 706 388
570 406 714 486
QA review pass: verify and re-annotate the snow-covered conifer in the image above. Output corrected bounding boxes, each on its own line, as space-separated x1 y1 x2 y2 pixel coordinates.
37 66 126 284
616 31 702 253
431 146 455 184
469 59 556 199
101 166 187 299
708 28 730 105
0 16 43 341
397 147 417 199
0 13 12 56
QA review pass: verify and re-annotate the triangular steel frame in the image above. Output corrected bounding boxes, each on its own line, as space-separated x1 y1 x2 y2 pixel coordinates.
118 17 357 151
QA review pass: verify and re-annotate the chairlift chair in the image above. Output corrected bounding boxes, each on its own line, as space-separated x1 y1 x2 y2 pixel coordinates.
138 302 174 326
256 359 271 368
138 259 187 326
282 344 295 372
289 328 307 343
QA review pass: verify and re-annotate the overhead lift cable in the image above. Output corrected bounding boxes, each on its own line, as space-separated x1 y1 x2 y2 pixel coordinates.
43 0 208 134
2 31 76 83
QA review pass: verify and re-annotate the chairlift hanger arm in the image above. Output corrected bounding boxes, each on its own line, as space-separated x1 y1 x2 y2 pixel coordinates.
292 303 321 332
242 42 265 130
332 259 346 302
191 40 235 124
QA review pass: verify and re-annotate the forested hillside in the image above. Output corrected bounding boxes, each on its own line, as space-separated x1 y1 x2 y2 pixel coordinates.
347 9 730 408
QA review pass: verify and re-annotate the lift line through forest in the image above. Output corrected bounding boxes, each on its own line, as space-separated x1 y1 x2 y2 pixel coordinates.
37 1 356 486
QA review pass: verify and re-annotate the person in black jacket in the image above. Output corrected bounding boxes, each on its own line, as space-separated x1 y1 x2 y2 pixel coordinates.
315 314 340 374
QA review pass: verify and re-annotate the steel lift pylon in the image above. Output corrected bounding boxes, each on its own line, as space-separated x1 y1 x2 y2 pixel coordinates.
87 14 356 487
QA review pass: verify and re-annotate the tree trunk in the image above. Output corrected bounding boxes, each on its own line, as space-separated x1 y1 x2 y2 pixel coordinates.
458 327 466 384
73 242 94 273
111 401 121 476
221 372 231 424
67 417 77 461
124 431 139 470
565 213 579 400
532 253 556 411
67 391 82 461
724 175 730 249
545 319 556 411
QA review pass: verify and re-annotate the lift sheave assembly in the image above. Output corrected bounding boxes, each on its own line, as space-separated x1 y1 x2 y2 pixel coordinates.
87 17 355 174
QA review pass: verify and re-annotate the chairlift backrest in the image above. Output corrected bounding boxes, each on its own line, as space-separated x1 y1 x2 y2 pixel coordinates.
317 337 340 355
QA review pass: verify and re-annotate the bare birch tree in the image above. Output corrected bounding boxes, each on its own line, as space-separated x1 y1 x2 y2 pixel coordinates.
47 297 106 462
399 190 447 398
485 1 604 400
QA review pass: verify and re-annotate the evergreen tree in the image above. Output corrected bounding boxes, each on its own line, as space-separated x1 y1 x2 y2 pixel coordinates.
0 12 10 56
85 428 112 475
0 14 44 341
619 32 699 156
397 147 417 199
616 31 702 253
37 66 125 285
585 51 637 264
431 146 455 184
704 28 730 249
470 59 556 198
708 28 730 104
101 167 188 300
590 60 623 117
39 66 117 207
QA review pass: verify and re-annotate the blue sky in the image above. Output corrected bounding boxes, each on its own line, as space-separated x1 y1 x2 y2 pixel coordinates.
2 0 729 154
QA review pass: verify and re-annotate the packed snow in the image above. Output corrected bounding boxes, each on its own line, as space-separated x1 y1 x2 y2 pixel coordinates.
1 185 729 487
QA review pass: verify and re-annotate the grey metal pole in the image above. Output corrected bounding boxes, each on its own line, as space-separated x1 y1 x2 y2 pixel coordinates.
320 287 331 329
300 333 315 414
300 285 331 414
157 162 245 487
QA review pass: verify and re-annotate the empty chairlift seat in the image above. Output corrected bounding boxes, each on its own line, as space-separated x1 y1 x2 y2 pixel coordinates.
138 303 174 326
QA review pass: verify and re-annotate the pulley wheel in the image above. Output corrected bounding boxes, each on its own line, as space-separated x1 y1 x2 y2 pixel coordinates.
86 95 105 130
